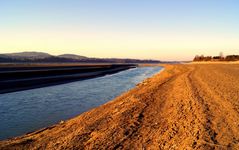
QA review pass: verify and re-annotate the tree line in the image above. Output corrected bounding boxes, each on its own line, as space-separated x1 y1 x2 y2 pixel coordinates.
193 54 239 61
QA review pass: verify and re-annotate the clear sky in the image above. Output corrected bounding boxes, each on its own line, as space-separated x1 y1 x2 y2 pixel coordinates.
0 0 239 61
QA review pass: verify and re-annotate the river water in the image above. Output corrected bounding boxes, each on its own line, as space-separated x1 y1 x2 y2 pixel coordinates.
0 66 163 140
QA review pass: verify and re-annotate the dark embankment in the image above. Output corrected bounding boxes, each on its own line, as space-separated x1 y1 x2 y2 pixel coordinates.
0 64 136 94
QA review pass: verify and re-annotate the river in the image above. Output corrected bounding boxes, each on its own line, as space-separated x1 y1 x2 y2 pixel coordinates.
0 66 163 140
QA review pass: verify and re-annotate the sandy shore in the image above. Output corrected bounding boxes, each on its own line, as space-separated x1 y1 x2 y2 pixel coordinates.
1 64 239 149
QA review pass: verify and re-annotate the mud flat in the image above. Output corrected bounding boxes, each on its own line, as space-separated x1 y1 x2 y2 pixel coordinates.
1 64 239 149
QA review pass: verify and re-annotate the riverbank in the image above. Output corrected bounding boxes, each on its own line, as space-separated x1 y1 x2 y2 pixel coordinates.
1 64 239 149
0 64 136 94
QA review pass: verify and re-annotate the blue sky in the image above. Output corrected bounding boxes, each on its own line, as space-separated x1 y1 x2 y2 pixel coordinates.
0 0 239 60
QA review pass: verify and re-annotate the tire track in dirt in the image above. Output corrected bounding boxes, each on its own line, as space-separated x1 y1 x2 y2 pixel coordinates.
188 65 239 149
188 67 222 149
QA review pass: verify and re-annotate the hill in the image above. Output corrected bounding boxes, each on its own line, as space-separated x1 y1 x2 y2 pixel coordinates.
2 52 52 59
0 51 161 64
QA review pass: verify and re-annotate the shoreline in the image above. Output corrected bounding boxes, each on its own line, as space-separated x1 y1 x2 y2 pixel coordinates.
1 64 239 149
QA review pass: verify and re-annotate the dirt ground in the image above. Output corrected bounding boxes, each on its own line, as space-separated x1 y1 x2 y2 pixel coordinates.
1 64 239 150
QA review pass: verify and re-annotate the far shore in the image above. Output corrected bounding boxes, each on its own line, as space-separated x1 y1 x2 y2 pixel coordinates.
0 64 136 94
191 60 239 64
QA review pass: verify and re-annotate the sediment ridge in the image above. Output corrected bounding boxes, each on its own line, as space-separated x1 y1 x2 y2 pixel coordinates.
1 64 239 149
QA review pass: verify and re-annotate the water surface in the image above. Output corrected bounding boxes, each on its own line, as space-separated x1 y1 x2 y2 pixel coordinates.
0 66 162 140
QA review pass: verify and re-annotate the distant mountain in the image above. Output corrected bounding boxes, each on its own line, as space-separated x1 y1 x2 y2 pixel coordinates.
2 52 52 60
58 54 88 60
0 51 161 64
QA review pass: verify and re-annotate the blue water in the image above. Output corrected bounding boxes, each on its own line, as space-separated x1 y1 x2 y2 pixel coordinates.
0 66 162 140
